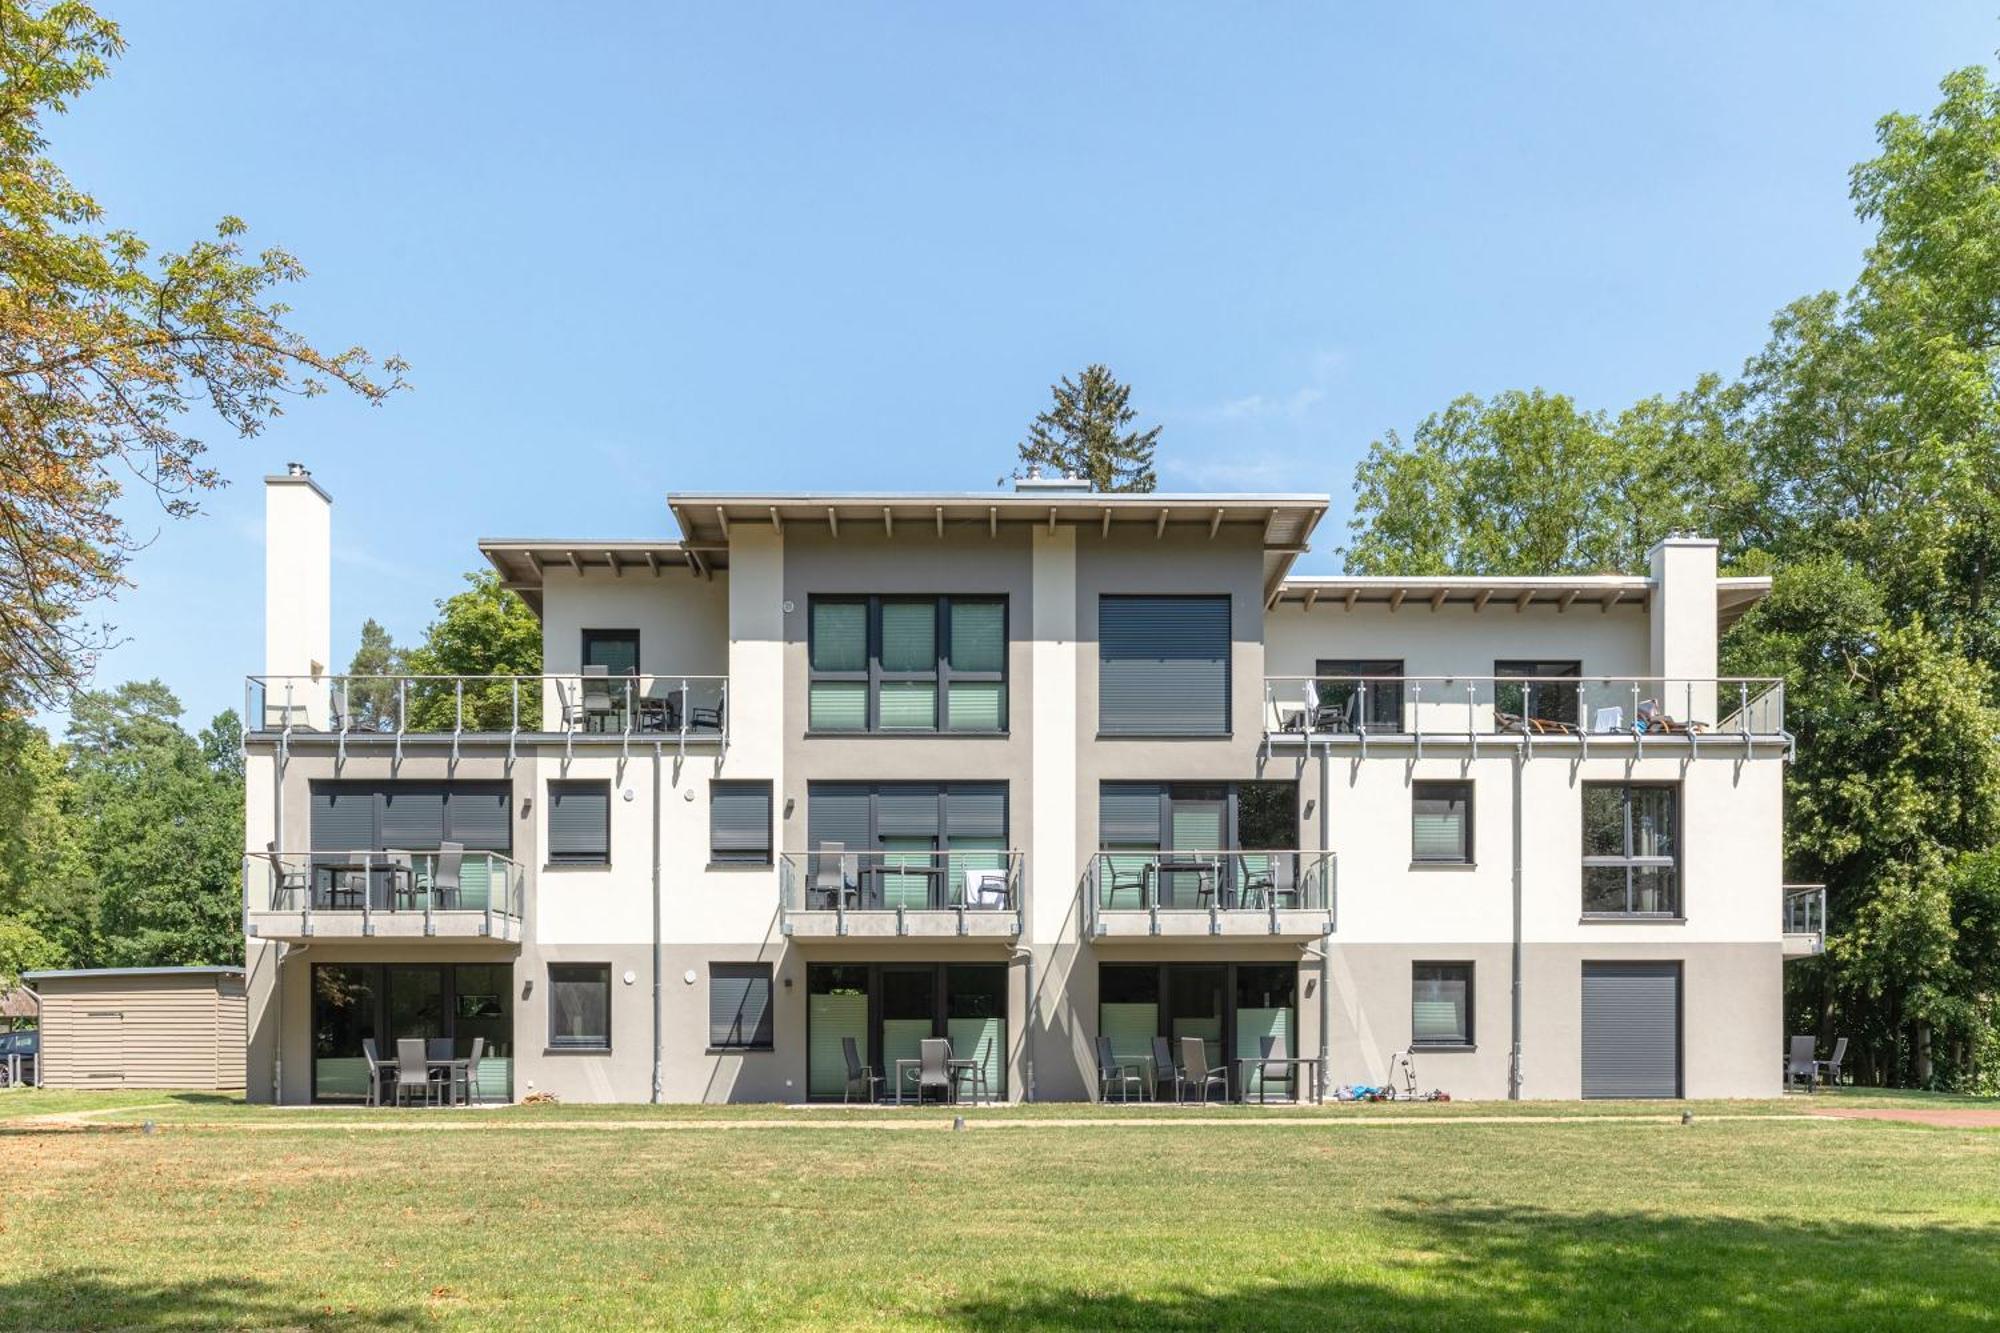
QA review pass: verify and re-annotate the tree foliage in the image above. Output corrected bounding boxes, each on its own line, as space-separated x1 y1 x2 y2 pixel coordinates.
399 572 542 730
1340 57 2000 1089
0 0 406 710
1015 364 1160 492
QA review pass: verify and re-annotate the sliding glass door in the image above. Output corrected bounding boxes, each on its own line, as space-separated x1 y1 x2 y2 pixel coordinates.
805 962 1008 1101
1098 962 1297 1098
310 962 514 1102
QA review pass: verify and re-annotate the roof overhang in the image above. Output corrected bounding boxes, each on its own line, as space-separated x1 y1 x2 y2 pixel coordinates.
478 540 708 614
666 491 1329 601
1275 572 1772 631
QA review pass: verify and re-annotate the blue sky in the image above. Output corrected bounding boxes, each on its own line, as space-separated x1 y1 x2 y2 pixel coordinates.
41 3 1998 729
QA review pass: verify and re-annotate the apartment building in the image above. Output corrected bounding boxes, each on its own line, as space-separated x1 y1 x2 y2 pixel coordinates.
242 467 1817 1104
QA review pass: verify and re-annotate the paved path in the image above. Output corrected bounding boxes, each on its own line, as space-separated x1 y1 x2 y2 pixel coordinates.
1808 1106 2000 1129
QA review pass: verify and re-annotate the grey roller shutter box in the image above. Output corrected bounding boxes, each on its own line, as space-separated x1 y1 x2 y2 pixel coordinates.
310 785 376 852
547 783 609 862
709 965 773 1049
807 785 871 853
945 785 1008 842
379 785 445 850
1099 596 1232 736
710 782 772 861
1581 962 1682 1098
1100 784 1164 846
445 785 512 852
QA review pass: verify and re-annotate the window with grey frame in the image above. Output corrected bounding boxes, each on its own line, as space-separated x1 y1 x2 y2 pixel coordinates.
1495 659 1581 728
807 596 1007 733
1411 781 1473 864
548 963 610 1050
546 781 610 865
1098 595 1232 736
1582 783 1679 915
1412 962 1473 1047
1315 658 1404 733
710 781 773 865
709 963 774 1050
581 628 640 677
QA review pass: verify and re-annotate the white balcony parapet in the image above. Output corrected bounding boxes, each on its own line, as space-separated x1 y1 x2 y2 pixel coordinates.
1261 674 1788 758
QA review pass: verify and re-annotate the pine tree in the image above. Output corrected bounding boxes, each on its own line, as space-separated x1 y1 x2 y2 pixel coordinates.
1015 364 1161 492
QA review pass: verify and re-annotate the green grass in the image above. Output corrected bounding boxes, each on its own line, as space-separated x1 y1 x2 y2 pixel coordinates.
0 1090 1993 1330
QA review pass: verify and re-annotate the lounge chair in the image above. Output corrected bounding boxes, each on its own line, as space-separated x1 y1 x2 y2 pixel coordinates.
1497 710 1582 736
1785 1035 1817 1092
841 1036 883 1104
1815 1036 1849 1089
391 1038 433 1107
1637 699 1707 735
1095 1036 1143 1103
1151 1035 1182 1102
916 1038 954 1105
1179 1036 1228 1104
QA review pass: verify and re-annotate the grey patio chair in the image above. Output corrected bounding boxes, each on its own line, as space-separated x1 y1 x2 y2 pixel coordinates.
1179 1036 1227 1105
841 1036 883 1104
1095 1036 1143 1103
916 1038 955 1105
580 664 617 733
432 840 464 910
1256 1034 1292 1105
955 1039 993 1105
1815 1036 1849 1089
1240 853 1298 910
1150 1035 1182 1102
1785 1035 1818 1092
813 842 858 911
391 1038 433 1107
455 1036 486 1106
1099 856 1151 910
689 690 725 733
360 1036 385 1108
264 841 308 910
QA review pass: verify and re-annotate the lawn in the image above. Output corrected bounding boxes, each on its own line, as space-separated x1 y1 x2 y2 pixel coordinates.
0 1091 1993 1330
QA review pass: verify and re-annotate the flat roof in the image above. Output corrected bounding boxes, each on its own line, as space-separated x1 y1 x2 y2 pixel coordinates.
22 966 245 982
478 540 704 614
1272 573 1772 631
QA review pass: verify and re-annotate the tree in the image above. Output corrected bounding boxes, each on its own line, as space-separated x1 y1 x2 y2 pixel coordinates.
0 917 60 988
401 573 542 730
0 1 406 709
0 709 88 962
341 618 404 731
1015 365 1160 492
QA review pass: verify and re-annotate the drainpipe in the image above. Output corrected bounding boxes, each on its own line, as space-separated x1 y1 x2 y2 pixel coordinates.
273 750 287 1104
1509 751 1524 1100
1317 738 1332 1078
651 745 664 1104
1012 946 1036 1102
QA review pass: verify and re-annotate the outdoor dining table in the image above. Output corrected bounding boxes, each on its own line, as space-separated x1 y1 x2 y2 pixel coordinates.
426 1058 471 1106
892 1056 987 1105
1232 1056 1324 1104
1150 857 1224 907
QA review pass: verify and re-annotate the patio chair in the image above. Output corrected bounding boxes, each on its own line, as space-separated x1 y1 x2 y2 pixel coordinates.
264 841 309 911
688 691 725 733
1592 706 1625 733
1256 1034 1292 1105
841 1036 884 1104
955 1039 993 1105
391 1038 434 1107
916 1038 955 1105
455 1037 486 1106
1099 856 1151 911
1151 1035 1182 1102
1815 1036 1849 1089
1240 853 1297 910
431 840 464 910
812 842 858 911
1095 1036 1143 1103
361 1037 385 1108
579 664 618 733
1785 1035 1818 1092
1178 1036 1227 1105
966 867 1011 911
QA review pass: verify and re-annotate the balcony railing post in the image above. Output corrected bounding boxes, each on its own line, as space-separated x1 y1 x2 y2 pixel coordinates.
1411 680 1423 761
361 851 374 937
1739 681 1750 737
1357 681 1368 758
484 854 495 938
423 851 436 937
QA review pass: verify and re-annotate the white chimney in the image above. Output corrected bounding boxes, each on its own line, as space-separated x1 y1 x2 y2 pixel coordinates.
1647 534 1718 726
264 464 331 729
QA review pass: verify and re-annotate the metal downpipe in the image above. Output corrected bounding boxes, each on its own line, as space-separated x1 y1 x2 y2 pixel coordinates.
1510 751 1524 1100
651 746 664 1104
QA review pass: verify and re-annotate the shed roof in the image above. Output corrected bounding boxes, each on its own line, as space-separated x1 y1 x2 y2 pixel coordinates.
22 966 245 982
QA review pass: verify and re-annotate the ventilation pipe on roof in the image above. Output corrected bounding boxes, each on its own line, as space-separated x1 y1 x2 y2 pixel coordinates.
1013 471 1093 495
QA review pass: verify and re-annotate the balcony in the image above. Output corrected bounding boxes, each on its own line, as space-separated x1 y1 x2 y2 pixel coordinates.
244 673 728 758
779 851 1024 939
1783 883 1826 958
1087 851 1336 939
1262 675 1788 755
245 849 526 943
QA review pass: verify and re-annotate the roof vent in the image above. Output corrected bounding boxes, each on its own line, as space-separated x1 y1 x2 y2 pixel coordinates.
1014 471 1093 495
286 462 311 478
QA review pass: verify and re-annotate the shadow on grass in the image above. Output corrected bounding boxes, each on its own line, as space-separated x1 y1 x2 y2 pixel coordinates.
948 1203 2000 1330
0 1269 420 1331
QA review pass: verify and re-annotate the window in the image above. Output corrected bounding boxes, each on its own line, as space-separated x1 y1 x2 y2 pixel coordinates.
806 783 1008 909
1412 963 1473 1046
1411 781 1473 864
1099 595 1232 736
309 782 512 854
709 963 774 1050
582 629 640 677
1495 659 1581 728
1315 658 1404 733
548 963 610 1050
1582 784 1679 915
808 596 1007 733
710 781 773 865
547 781 610 865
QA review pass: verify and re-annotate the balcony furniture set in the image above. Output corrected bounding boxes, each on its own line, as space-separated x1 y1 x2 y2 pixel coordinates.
361 1036 488 1107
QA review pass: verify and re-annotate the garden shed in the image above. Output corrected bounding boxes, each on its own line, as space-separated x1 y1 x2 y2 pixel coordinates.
24 967 246 1090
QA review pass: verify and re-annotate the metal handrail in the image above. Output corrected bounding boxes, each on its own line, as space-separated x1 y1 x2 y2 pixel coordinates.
1261 674 1786 743
246 849 527 927
778 850 1025 914
243 673 730 749
1783 883 1826 936
1089 850 1337 915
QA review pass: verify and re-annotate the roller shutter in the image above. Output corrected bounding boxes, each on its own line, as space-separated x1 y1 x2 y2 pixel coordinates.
1581 961 1682 1099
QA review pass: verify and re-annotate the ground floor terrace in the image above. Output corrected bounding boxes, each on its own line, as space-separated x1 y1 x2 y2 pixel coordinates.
0 1088 1993 1330
247 938 1785 1105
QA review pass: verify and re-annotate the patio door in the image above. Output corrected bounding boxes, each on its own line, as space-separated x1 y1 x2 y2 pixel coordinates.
309 962 515 1103
1098 962 1297 1099
804 962 1009 1101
